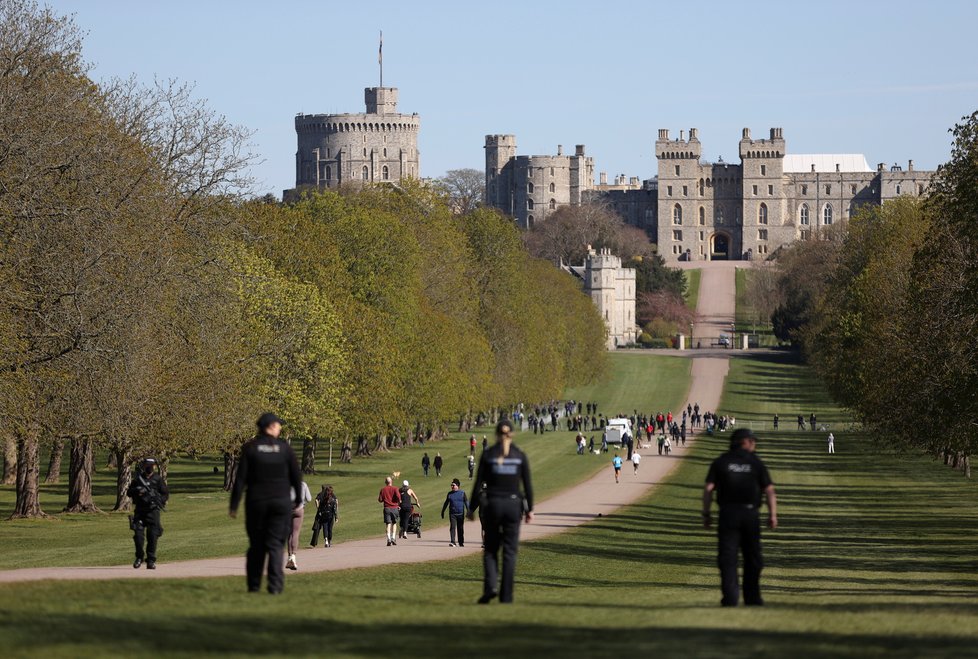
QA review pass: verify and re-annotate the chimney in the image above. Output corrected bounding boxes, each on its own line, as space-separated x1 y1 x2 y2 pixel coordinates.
742 127 751 139
811 164 816 173
908 159 914 172
658 129 669 139
877 162 885 172
575 145 585 156
680 129 685 141
836 163 840 172
630 176 640 186
599 172 607 185
557 145 563 156
690 128 698 140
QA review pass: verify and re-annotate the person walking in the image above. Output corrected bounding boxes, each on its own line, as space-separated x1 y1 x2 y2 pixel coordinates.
469 418 534 604
468 453 476 479
421 452 431 477
810 413 817 431
127 457 169 570
773 414 779 430
286 479 312 571
378 476 402 546
441 478 470 547
612 453 623 483
229 412 303 594
631 451 641 475
702 428 778 607
827 432 835 454
433 453 444 477
310 484 338 548
398 480 420 540
797 414 805 431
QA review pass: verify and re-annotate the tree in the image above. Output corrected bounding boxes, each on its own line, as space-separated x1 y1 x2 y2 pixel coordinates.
433 168 485 215
523 201 653 265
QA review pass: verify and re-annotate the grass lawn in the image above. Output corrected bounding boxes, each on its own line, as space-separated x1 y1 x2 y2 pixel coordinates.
684 268 701 312
0 354 691 570
735 268 779 347
3 353 977 657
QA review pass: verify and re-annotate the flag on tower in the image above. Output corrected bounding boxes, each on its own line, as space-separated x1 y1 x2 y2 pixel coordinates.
379 31 383 65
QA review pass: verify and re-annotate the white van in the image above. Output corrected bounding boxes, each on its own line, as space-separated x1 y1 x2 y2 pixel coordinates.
604 418 632 444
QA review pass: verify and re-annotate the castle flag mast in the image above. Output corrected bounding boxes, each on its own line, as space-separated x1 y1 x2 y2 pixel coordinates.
379 30 383 88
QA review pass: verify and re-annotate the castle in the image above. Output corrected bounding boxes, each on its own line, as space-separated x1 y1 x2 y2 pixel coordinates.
486 128 934 262
284 86 420 200
562 247 637 349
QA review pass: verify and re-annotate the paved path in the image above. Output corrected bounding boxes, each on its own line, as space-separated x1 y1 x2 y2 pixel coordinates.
0 265 739 585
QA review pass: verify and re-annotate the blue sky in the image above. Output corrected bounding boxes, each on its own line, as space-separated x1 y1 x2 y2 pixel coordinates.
48 0 978 197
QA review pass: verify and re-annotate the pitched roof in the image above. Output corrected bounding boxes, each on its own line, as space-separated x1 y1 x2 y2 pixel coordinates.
782 154 873 173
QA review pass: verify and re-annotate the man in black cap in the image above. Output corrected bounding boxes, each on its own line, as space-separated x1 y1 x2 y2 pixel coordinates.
229 412 303 594
702 428 777 606
128 457 169 569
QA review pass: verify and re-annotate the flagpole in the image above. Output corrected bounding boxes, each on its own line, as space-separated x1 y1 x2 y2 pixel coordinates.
379 30 383 88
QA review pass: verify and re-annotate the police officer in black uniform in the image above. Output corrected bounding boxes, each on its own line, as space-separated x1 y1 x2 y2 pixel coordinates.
229 413 302 594
469 418 534 604
702 428 778 606
128 457 169 569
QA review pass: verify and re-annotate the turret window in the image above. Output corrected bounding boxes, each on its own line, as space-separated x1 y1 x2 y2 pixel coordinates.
673 204 682 225
549 182 555 193
800 204 809 225
823 204 833 225
716 207 724 225
758 203 768 225
527 199 534 210
382 165 389 180
699 207 705 225
362 166 369 181
527 182 534 194
549 199 556 210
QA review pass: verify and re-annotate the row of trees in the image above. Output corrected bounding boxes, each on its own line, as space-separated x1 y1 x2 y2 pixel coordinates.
0 1 608 518
767 112 978 474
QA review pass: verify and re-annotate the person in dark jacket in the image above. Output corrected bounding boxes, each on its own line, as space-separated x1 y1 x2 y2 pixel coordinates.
310 484 338 548
469 418 534 604
433 453 444 476
127 457 169 569
229 413 303 594
421 452 431 477
441 478 470 547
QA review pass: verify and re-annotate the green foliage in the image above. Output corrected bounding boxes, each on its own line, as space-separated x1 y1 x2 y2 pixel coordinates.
630 253 686 298
644 318 678 339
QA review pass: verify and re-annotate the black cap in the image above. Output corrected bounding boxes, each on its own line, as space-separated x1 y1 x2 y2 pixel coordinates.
142 457 157 466
495 419 512 436
730 428 758 449
451 478 461 486
257 412 285 431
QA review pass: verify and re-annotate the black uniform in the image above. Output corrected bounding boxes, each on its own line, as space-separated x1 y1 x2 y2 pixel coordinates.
706 447 773 606
471 442 534 603
127 469 169 567
229 432 302 594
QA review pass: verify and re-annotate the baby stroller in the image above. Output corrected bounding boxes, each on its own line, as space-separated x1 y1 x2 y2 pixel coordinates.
405 509 422 538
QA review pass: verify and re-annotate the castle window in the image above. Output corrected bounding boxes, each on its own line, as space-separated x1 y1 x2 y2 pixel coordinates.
850 183 857 195
382 165 389 180
758 229 768 241
699 231 705 241
527 199 534 210
698 179 704 195
758 203 768 225
896 184 902 194
325 165 331 180
549 182 555 193
682 185 688 196
549 199 556 210
675 165 680 176
761 165 767 176
752 185 758 195
383 148 388 157
823 204 833 225
918 184 924 195
801 184 808 195
825 184 831 194
699 207 705 225
673 230 683 241
527 214 534 226
363 148 367 156
800 229 811 240
362 166 369 181
716 207 724 225
326 148 331 158
550 167 554 176
527 182 534 194
800 204 810 225
673 204 682 225
768 184 773 195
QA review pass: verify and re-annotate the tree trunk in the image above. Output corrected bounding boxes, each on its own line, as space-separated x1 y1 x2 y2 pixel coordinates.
373 433 390 453
112 447 134 511
44 439 65 484
223 451 238 491
64 438 100 513
301 439 316 474
355 436 371 457
11 424 45 518
106 451 118 469
2 435 17 485
965 455 972 479
340 440 352 464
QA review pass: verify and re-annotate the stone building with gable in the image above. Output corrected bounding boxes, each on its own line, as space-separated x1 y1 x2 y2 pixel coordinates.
284 85 420 200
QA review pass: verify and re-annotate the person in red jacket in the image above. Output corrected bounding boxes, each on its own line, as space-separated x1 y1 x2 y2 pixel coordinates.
378 476 402 546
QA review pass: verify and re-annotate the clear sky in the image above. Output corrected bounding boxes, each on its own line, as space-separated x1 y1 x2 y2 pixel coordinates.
47 0 978 198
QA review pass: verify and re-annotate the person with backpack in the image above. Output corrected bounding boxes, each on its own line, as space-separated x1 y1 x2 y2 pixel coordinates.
127 457 169 569
310 484 338 548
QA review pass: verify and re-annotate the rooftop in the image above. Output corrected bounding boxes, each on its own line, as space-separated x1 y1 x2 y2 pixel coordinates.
783 154 873 173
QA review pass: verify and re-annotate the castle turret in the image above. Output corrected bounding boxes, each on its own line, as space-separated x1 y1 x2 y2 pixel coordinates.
485 134 517 214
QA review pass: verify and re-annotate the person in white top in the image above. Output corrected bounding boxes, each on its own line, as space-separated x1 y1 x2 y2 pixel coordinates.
631 451 641 474
286 480 313 570
827 433 835 454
